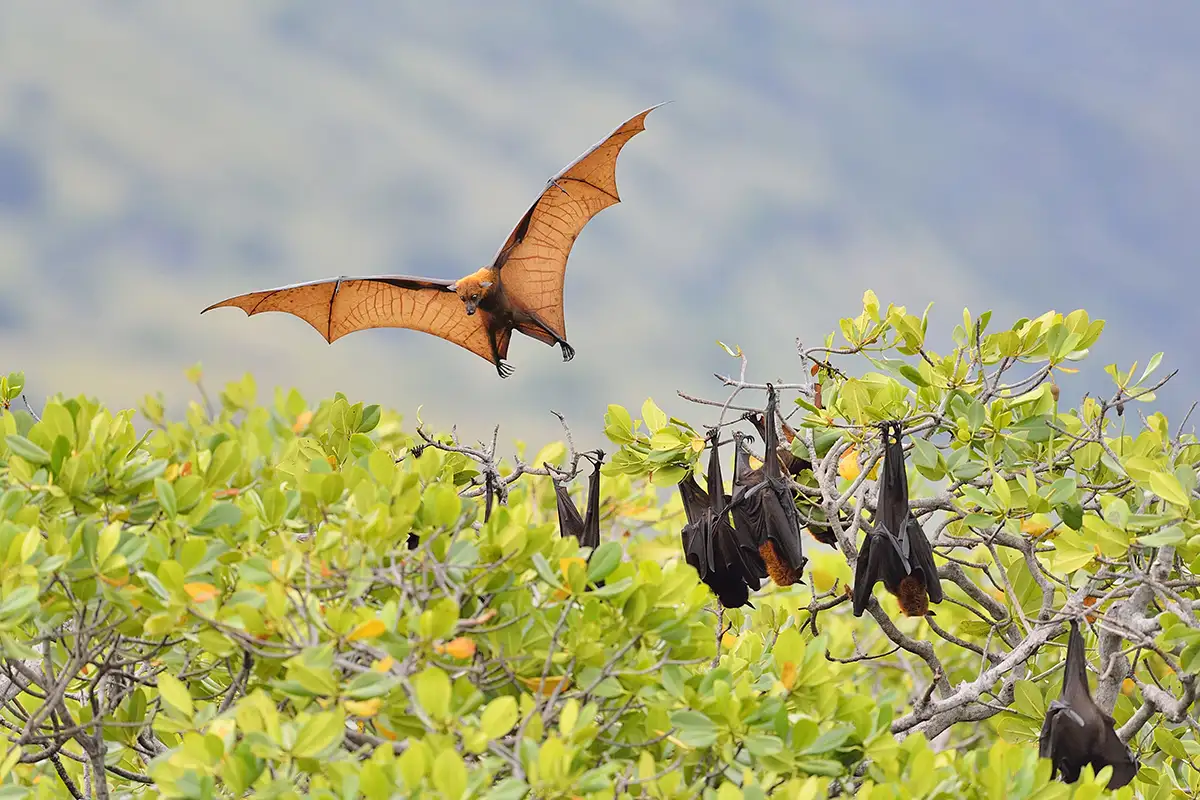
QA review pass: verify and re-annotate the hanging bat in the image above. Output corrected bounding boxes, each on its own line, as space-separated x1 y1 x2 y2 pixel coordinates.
744 411 843 547
728 386 807 587
745 411 810 476
551 450 604 549
1039 619 1138 789
202 105 663 377
852 421 943 617
677 429 763 608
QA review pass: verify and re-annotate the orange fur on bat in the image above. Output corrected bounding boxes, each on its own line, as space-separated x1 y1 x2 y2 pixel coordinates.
759 541 801 586
895 575 932 617
452 267 498 304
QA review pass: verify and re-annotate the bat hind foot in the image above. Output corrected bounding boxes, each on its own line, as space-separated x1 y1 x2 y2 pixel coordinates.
496 361 515 379
560 342 576 362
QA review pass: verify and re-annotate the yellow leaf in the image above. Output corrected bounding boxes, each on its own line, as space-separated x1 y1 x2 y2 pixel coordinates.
749 456 763 471
373 656 396 672
559 557 587 581
345 698 382 718
164 463 180 482
780 661 797 690
184 583 218 603
811 567 835 593
690 438 705 454
1121 678 1135 696
1020 516 1050 537
519 675 571 696
293 410 314 433
721 633 737 649
442 637 476 660
838 448 861 481
348 619 386 641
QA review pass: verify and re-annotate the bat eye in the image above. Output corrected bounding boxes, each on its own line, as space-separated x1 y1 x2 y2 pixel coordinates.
472 294 480 301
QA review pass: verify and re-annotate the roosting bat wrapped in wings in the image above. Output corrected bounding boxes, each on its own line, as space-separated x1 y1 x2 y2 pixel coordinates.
202 105 664 377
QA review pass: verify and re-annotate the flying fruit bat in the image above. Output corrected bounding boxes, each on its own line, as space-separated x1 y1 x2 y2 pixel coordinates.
677 429 764 608
202 105 663 378
852 421 943 617
551 450 604 548
744 411 843 548
1039 619 1139 789
728 386 808 587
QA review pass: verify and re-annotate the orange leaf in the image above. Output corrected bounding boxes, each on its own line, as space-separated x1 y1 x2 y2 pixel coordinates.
442 637 477 660
348 619 386 641
838 448 861 481
184 583 219 603
1121 678 1135 696
326 455 339 470
375 721 398 741
180 461 193 477
519 675 571 696
293 410 314 434
552 588 570 601
780 660 797 690
213 488 240 499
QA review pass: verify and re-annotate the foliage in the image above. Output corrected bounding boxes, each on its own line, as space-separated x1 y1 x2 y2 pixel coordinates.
0 290 1194 798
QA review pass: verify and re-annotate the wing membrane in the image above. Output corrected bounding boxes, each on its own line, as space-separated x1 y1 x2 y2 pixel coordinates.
493 105 662 339
203 275 501 365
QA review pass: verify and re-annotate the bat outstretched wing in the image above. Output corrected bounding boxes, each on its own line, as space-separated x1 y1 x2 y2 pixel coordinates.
202 275 507 366
492 104 663 341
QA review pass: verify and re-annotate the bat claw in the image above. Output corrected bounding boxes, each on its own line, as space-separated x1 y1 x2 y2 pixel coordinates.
497 361 515 379
560 342 576 362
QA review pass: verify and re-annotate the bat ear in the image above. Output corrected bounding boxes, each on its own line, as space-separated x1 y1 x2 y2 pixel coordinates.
447 283 458 292
480 280 493 290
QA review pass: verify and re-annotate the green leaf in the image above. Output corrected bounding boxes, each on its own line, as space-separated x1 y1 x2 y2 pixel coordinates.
641 398 668 434
413 667 452 721
480 696 519 739
1153 727 1189 760
1139 525 1185 547
157 673 193 719
898 364 929 387
195 503 242 533
1149 471 1190 509
587 542 622 582
154 478 177 519
432 749 468 800
669 710 717 747
292 709 345 758
4 435 49 466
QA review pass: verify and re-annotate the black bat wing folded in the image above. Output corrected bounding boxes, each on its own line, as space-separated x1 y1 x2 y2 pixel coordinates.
1039 620 1138 789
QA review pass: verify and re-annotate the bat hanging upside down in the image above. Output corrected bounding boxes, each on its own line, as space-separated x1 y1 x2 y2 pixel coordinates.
202 105 663 377
852 421 943 617
1039 619 1138 789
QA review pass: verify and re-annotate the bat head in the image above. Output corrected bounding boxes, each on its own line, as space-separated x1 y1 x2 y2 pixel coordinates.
450 276 494 315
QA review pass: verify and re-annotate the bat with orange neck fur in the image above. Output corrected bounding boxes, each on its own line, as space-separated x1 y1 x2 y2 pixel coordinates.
852 421 943 617
202 105 663 377
728 386 807 587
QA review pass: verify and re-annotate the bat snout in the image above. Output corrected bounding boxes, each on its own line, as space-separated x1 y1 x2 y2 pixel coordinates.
465 305 477 316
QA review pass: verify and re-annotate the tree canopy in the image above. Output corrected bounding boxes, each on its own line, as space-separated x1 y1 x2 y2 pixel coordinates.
0 291 1194 798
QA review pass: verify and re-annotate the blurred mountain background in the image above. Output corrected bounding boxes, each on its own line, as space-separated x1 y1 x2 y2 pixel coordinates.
1 2 1198 448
